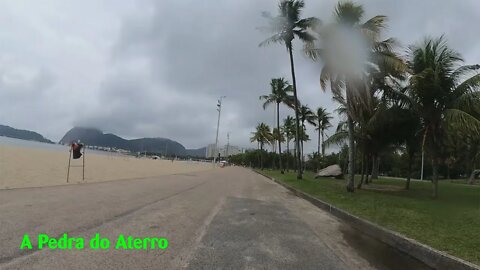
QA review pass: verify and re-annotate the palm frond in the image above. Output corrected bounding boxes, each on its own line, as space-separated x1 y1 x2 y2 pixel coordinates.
293 30 316 42
324 131 348 147
452 92 480 118
361 15 387 39
453 74 480 96
334 1 364 25
445 108 480 136
297 17 322 30
319 66 332 90
452 64 480 78
259 34 284 47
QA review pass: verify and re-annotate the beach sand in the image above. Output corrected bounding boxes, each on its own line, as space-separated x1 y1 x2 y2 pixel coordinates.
0 145 213 189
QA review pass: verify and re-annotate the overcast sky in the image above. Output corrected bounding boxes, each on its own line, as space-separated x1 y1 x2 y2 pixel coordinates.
1 0 479 152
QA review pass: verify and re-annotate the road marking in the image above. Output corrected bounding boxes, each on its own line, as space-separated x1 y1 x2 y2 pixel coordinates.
180 197 226 268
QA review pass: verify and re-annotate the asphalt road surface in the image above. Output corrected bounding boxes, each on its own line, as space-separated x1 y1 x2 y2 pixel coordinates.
0 167 431 269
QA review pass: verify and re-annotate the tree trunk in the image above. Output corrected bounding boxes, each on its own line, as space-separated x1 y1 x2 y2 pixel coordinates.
277 103 284 174
365 155 370 185
357 153 365 189
371 154 379 180
432 158 439 199
301 139 304 171
468 169 478 185
406 153 413 190
318 129 321 155
260 144 264 170
288 45 302 179
346 114 355 192
286 140 290 172
468 156 477 184
321 129 326 157
293 140 297 172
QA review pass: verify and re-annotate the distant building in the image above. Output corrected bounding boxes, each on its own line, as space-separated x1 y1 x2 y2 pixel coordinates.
206 143 244 158
223 145 242 156
206 144 216 158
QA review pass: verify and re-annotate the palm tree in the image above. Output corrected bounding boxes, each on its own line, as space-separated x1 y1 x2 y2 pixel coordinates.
283 116 296 171
259 0 320 179
296 125 310 170
250 123 274 170
298 105 316 166
399 36 480 198
272 127 285 155
314 107 332 156
307 1 404 192
260 78 294 173
298 104 316 165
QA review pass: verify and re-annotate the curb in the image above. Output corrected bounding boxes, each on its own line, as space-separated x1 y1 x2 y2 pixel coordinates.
254 170 480 270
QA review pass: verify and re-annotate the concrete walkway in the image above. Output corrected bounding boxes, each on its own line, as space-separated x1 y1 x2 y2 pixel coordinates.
0 167 430 269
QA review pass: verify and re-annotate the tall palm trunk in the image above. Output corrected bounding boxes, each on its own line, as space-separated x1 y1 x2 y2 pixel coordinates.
260 143 264 170
406 152 413 190
468 167 478 185
346 85 355 192
358 152 365 189
293 140 297 172
468 147 477 184
365 154 370 185
277 103 284 174
286 140 290 172
301 140 304 170
301 122 305 171
317 129 321 155
321 129 326 157
346 114 355 192
287 44 303 179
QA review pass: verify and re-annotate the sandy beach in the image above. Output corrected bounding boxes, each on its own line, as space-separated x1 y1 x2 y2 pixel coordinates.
0 144 213 189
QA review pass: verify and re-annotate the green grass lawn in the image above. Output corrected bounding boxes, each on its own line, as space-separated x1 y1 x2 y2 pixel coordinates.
258 170 480 265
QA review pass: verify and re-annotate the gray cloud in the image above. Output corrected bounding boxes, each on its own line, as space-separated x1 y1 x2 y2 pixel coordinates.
1 0 479 153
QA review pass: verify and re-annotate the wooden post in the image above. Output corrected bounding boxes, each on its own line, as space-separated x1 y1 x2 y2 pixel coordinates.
82 146 86 181
67 147 72 183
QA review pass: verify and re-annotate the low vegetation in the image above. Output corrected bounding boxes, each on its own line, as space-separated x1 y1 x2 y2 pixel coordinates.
254 0 480 198
260 170 480 265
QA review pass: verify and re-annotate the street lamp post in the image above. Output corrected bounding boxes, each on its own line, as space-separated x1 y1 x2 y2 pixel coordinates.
226 132 230 157
214 96 226 165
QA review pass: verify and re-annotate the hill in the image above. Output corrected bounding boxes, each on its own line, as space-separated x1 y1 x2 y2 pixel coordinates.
185 147 207 157
0 124 53 144
59 127 206 157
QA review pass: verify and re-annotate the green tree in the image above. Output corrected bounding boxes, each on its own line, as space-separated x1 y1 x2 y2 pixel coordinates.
401 36 480 198
260 78 294 173
259 0 319 179
283 116 296 171
298 104 316 165
250 123 274 170
307 1 404 192
314 107 332 156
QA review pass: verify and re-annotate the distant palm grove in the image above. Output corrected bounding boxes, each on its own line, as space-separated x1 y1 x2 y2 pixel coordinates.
229 0 480 198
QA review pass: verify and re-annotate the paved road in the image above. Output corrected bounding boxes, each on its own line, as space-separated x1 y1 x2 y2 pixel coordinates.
0 167 430 269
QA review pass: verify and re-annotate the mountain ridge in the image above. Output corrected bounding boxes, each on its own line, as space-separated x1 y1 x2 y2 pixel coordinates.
0 124 53 144
60 127 206 157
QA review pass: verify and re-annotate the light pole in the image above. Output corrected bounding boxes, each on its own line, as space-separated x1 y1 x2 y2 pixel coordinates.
226 132 230 157
214 96 226 165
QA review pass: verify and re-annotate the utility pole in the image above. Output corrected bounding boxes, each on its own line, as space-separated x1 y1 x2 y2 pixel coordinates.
214 96 226 165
